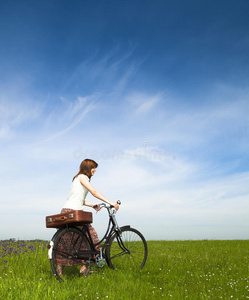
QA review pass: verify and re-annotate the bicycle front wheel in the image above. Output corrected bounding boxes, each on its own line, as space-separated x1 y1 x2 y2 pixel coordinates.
50 227 91 281
105 227 148 270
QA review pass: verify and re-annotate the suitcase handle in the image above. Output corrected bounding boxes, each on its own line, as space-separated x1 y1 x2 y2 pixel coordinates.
53 216 67 222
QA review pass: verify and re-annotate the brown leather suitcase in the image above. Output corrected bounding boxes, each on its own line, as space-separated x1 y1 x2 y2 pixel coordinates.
46 210 92 228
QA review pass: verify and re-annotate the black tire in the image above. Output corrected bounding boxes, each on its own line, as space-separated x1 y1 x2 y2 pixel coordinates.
50 227 91 281
105 227 148 270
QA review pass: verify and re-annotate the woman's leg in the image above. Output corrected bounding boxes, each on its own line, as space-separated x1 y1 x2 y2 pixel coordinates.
80 224 100 275
56 264 63 275
88 224 100 251
55 208 74 275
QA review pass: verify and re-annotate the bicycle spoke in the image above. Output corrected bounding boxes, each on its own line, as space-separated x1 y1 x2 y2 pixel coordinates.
48 206 148 280
106 227 148 270
50 227 92 281
109 250 127 260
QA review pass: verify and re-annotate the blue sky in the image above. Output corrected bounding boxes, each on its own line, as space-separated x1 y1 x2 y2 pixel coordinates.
0 0 249 240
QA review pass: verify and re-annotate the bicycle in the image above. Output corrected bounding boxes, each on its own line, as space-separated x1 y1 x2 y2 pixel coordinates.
47 201 148 281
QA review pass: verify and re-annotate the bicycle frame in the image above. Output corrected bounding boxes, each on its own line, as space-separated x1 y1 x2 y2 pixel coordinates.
48 201 148 280
78 204 130 259
48 203 131 264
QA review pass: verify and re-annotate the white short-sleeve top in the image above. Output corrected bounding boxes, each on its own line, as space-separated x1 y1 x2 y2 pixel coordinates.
63 174 89 210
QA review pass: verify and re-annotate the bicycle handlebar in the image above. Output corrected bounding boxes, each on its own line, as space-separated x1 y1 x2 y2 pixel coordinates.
96 200 121 209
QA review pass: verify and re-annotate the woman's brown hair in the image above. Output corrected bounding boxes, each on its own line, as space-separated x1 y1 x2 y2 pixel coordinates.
73 159 98 181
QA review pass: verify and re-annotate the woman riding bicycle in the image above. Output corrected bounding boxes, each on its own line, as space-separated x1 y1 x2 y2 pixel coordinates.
56 158 119 275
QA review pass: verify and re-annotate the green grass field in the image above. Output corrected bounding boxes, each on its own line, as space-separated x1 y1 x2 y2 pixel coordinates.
1 239 249 299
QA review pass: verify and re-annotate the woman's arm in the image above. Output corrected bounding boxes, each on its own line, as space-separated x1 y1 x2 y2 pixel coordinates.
84 200 101 212
79 175 119 211
84 200 95 208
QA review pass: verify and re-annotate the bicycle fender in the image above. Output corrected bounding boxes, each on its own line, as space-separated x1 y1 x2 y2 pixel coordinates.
106 225 131 248
48 241 54 260
107 225 131 242
120 225 131 231
50 229 61 241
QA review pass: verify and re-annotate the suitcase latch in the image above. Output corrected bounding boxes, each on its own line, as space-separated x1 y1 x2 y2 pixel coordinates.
68 213 74 219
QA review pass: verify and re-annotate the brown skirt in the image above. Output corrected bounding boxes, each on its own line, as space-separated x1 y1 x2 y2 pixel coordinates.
54 208 100 266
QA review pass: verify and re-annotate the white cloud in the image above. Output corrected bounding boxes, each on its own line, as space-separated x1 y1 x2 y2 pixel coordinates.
86 142 249 240
127 92 161 115
0 97 43 140
1 81 249 240
0 125 12 139
124 146 176 163
64 48 139 96
32 95 97 145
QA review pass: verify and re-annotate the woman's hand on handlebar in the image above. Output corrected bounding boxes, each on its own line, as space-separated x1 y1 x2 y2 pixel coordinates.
110 201 119 211
97 200 120 210
93 204 102 212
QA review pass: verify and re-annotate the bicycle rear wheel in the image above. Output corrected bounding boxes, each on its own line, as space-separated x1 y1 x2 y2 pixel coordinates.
50 227 91 281
105 227 148 270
